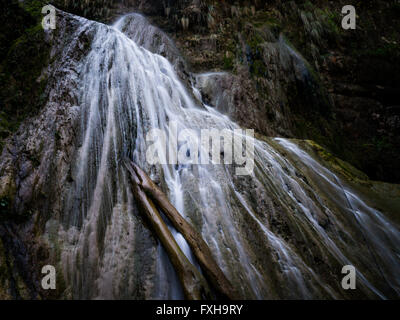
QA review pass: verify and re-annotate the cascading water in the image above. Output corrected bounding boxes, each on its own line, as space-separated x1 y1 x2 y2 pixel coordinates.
44 13 400 299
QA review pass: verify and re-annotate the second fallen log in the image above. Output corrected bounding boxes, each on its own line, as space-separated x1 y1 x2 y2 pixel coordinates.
125 160 239 300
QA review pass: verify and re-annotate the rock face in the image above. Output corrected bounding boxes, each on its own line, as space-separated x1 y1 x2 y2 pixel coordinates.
0 10 99 299
0 5 400 300
113 13 190 83
193 33 329 139
123 0 400 183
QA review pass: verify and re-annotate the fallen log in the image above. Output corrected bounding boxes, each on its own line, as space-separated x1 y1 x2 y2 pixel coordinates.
125 160 240 300
125 161 212 300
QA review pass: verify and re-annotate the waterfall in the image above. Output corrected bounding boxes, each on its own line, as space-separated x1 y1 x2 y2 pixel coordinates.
46 13 400 299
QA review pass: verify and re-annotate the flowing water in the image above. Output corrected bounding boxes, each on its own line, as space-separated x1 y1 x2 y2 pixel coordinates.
48 13 400 299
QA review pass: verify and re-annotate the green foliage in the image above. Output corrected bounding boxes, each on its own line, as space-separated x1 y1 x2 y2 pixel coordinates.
23 0 49 19
317 8 341 36
243 28 269 77
223 55 234 70
372 136 394 153
304 1 314 12
251 11 280 29
250 59 267 77
0 1 50 152
0 0 35 61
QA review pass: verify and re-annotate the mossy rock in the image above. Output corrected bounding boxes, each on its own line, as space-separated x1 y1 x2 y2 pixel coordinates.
294 139 400 226
302 139 369 182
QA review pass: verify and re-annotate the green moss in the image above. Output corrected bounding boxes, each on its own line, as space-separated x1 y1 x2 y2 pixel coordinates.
247 30 264 49
250 59 267 77
278 138 400 225
251 11 280 29
316 8 341 37
223 55 234 70
304 1 314 12
242 26 270 78
22 0 49 19
303 140 369 182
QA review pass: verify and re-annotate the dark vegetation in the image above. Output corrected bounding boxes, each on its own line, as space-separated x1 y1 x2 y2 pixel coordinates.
0 0 50 151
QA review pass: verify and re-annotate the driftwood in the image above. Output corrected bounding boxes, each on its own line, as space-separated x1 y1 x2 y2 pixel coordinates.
125 160 239 300
125 161 212 300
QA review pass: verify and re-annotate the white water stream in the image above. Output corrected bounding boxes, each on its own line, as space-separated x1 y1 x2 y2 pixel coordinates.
51 13 400 300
